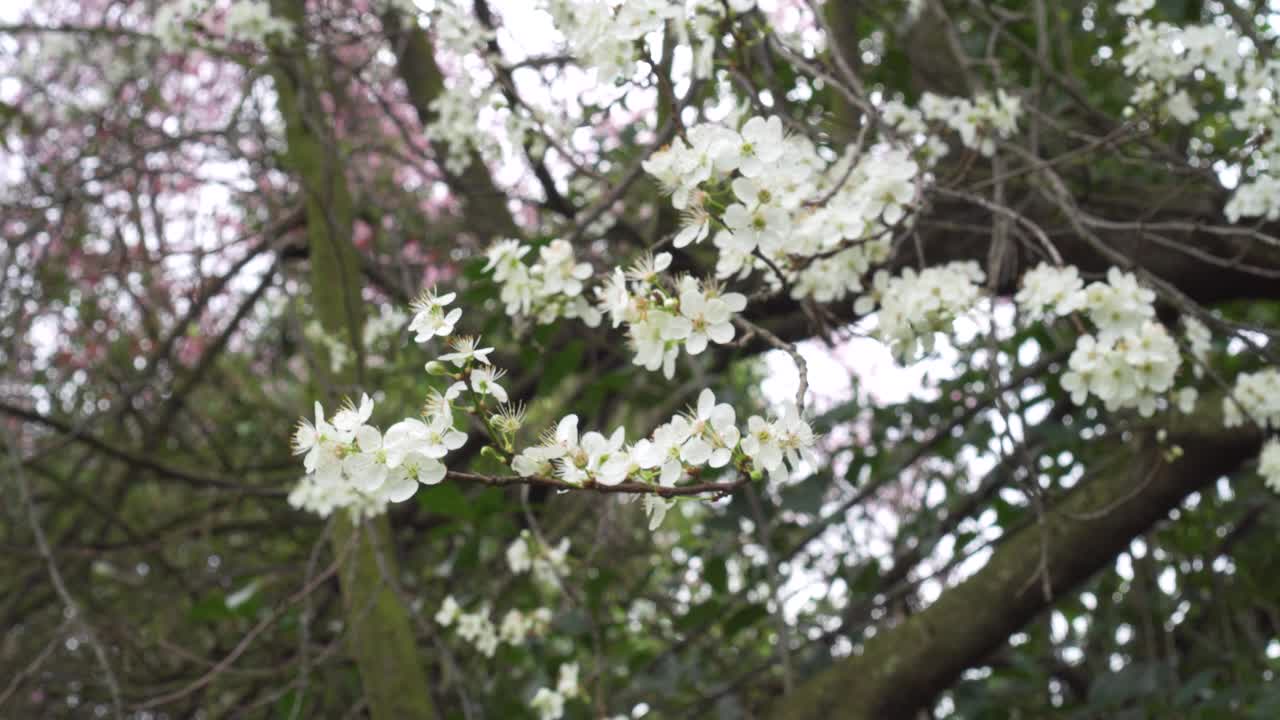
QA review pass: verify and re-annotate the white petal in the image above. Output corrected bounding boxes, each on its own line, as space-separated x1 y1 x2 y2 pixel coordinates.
383 475 418 502
685 332 708 355
707 322 735 345
608 426 626 448
660 459 682 487
721 293 747 312
709 405 735 430
557 415 579 445
663 316 693 340
645 495 670 531
709 448 732 468
633 439 661 469
681 438 712 466
356 425 382 453
419 459 446 485
697 389 715 417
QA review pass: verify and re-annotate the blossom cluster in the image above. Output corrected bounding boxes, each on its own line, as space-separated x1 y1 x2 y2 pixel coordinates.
1060 321 1186 417
917 90 1023 157
287 393 462 519
421 0 732 178
530 662 581 720
1016 265 1190 417
540 0 806 89
288 290 497 519
1223 369 1280 430
643 116 909 305
422 2 511 175
506 530 573 589
484 239 601 327
546 0 695 82
291 277 817 528
604 255 748 378
854 261 986 361
1219 358 1280 495
881 88 1024 163
1119 14 1280 221
439 531 582 718
636 105 1019 368
509 389 816 529
481 242 750 379
1014 264 1085 320
304 304 410 373
153 0 294 50
1116 0 1155 15
435 595 554 658
1259 440 1280 494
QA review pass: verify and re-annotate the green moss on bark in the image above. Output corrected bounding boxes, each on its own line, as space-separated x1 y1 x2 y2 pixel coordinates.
271 3 437 716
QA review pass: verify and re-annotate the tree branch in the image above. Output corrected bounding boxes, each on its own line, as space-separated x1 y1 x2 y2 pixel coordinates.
772 405 1261 720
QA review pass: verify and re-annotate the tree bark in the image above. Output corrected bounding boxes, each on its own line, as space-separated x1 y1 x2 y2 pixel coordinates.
272 4 437 717
382 9 517 240
773 405 1260 720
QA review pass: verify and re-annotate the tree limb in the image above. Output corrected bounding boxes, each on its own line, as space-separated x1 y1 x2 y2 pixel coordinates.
772 405 1261 720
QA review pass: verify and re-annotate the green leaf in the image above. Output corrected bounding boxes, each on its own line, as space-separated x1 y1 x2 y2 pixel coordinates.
1087 661 1161 708
679 599 723 632
537 340 585 396
705 556 728 594
1173 669 1216 706
417 483 473 520
780 475 826 515
722 603 769 639
273 690 305 719
188 594 236 623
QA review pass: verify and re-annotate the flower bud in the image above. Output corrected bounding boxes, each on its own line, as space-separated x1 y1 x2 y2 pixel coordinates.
425 360 449 376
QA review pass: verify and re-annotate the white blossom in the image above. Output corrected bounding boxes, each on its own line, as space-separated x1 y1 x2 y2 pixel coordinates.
1061 321 1181 417
1117 0 1155 15
727 115 786 178
643 494 675 531
854 262 986 361
741 415 783 476
469 366 509 403
678 278 738 355
409 288 462 342
530 688 565 720
557 662 580 698
634 416 693 487
499 609 533 645
506 532 532 574
1083 268 1156 338
484 239 531 283
1015 264 1085 319
435 596 460 627
630 311 691 379
1259 439 1280 493
1223 369 1280 429
680 389 739 469
437 336 495 367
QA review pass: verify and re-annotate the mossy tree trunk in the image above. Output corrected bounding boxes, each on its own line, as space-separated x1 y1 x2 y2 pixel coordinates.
772 404 1258 719
271 3 437 717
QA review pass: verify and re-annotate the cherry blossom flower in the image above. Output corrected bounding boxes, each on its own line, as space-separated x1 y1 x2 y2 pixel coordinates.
437 336 495 367
409 287 462 341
